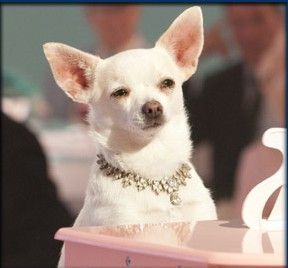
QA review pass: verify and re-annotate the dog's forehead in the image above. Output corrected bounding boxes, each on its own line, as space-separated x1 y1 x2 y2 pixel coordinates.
101 48 178 80
107 48 165 65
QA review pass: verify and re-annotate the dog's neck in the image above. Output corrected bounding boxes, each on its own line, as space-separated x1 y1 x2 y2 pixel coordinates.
89 112 192 179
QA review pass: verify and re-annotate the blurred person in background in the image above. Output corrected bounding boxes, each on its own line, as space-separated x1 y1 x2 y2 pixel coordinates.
84 4 145 57
183 4 285 217
43 4 144 124
1 111 74 267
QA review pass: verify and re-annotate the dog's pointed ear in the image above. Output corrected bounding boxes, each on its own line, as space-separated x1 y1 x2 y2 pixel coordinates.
155 6 204 80
43 42 101 103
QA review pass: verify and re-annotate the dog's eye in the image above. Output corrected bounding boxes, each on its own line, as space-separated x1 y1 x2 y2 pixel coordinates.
159 78 175 90
111 88 130 98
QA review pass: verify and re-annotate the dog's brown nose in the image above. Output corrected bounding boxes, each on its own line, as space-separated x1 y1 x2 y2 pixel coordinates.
142 100 163 119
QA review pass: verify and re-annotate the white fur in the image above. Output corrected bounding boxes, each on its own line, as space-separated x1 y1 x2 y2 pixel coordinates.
43 7 217 267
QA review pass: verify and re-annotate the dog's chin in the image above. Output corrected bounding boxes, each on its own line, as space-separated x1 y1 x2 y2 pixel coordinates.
139 120 166 136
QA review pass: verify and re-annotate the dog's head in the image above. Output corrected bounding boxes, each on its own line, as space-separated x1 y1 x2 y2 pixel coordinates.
43 7 203 139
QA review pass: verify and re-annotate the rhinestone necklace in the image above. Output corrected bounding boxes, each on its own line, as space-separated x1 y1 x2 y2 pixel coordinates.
96 154 192 206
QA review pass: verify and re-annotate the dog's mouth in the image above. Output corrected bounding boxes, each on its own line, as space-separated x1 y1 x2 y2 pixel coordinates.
142 119 164 130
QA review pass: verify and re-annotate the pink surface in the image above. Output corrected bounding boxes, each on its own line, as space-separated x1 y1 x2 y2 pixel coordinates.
56 220 284 267
65 242 207 267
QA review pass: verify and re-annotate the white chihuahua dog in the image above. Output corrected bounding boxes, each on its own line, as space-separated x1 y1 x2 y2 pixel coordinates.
44 6 217 266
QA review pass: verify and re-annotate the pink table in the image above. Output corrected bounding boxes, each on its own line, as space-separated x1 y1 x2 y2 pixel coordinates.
55 220 284 267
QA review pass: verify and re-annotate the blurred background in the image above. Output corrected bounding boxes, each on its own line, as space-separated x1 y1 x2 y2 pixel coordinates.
2 3 285 228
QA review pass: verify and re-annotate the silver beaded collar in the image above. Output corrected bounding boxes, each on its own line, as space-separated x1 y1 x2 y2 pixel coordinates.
96 154 192 206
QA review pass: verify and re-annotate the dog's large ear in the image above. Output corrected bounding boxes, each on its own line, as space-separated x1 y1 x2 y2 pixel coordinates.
43 42 101 103
155 6 204 80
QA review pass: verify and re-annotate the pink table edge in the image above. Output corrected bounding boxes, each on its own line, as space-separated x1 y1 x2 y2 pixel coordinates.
55 224 285 266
